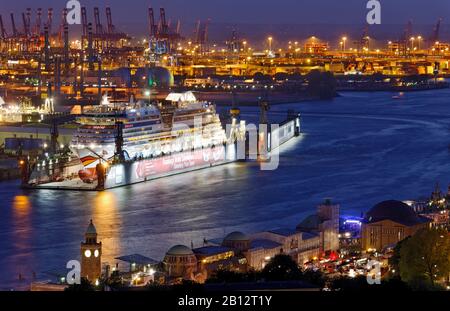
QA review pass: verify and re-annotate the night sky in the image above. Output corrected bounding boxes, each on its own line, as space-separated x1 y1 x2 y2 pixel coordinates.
1 1 450 41
2 0 449 24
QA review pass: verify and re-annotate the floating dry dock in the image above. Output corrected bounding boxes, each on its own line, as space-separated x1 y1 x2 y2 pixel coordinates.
27 145 237 191
22 114 300 191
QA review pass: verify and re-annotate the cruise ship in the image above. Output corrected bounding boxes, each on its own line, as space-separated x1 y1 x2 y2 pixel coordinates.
70 92 227 182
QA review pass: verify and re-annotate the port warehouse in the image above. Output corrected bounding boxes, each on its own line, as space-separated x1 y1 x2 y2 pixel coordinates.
0 125 75 155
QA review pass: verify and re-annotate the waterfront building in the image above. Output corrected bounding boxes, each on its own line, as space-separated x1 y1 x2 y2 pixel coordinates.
115 254 159 273
217 231 274 270
201 204 341 272
297 232 322 264
419 210 450 230
80 220 102 284
361 200 432 252
163 245 198 280
244 239 283 270
251 228 325 266
114 254 160 286
218 228 321 269
317 200 340 251
250 229 301 258
193 246 246 282
221 231 251 253
296 200 340 254
338 217 362 253
211 231 279 270
162 242 246 283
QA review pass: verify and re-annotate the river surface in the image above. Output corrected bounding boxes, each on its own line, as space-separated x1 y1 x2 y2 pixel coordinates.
1 90 449 289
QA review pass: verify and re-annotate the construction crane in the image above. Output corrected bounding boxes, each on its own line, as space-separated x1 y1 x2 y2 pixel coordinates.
351 25 370 52
395 20 413 55
21 8 31 37
0 15 7 40
45 8 53 35
44 25 50 70
175 20 181 35
195 19 210 48
148 7 157 37
147 6 183 56
403 20 413 42
94 7 103 35
81 7 88 37
87 22 94 70
10 13 18 37
106 7 115 34
430 18 442 45
59 8 68 44
195 20 201 42
159 8 168 35
35 8 42 36
22 13 28 36
26 8 32 35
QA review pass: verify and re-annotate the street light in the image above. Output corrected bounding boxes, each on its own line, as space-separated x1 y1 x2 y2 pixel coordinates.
365 36 370 51
342 36 347 51
417 36 422 50
145 90 151 103
268 36 273 53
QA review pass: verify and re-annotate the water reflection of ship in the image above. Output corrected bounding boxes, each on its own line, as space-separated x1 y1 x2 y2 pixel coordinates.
92 192 122 268
392 92 405 100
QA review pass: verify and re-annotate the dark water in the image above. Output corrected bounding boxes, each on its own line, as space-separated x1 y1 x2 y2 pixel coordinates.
1 90 450 289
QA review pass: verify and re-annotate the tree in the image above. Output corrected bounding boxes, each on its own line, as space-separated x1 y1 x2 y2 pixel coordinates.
388 236 411 279
104 270 124 290
65 277 95 291
262 254 302 281
306 70 336 99
399 228 450 289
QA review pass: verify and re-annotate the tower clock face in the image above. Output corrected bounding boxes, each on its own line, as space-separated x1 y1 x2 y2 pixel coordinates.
84 250 92 258
94 249 99 258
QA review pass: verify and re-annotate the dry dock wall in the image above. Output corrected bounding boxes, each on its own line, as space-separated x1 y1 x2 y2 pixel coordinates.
104 144 237 189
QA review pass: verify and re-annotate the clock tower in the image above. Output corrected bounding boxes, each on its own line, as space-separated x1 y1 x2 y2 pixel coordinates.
80 220 102 283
